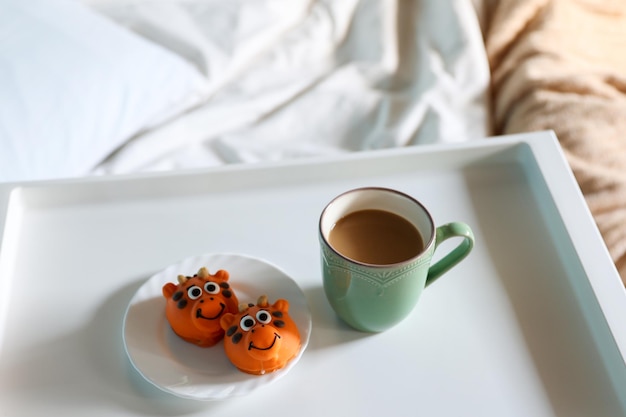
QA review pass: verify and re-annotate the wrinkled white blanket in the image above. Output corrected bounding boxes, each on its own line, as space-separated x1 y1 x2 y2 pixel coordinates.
87 0 490 174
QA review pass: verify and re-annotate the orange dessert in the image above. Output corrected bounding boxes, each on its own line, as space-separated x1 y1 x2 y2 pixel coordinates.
220 295 301 375
162 267 239 347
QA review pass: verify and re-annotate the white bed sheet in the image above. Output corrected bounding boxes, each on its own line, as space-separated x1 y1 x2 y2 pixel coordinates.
85 0 491 176
0 0 490 182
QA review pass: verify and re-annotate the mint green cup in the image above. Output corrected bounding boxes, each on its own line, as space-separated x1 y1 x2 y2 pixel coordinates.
319 187 474 332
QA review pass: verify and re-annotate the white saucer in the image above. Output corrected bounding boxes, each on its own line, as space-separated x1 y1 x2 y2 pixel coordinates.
122 253 312 400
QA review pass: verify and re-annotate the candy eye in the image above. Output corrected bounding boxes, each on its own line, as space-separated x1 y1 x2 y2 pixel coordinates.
256 310 271 324
187 285 202 300
240 315 256 331
204 281 220 294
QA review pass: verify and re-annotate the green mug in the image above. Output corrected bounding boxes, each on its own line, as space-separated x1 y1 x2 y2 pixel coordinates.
319 187 474 332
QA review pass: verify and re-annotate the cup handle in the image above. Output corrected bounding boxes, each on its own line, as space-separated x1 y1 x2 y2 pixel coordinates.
425 222 474 286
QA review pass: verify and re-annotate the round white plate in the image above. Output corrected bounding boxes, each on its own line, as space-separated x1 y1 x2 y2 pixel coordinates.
122 253 312 400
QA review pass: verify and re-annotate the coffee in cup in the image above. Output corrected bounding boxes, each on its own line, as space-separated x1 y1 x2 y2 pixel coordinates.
328 208 424 265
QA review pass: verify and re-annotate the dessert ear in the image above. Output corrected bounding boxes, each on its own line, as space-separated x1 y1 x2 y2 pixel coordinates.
220 313 237 331
272 299 289 313
214 269 229 281
162 282 178 298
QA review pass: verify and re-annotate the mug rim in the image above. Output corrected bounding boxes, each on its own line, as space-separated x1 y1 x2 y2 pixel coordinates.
318 187 436 268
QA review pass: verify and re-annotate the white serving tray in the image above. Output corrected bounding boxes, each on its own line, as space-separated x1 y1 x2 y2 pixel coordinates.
0 131 624 416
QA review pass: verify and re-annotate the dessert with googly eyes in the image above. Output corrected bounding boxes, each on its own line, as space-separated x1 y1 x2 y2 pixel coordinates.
162 267 239 347
220 295 301 375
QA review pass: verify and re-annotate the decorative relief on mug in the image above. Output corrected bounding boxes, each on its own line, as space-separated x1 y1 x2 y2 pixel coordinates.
321 244 431 288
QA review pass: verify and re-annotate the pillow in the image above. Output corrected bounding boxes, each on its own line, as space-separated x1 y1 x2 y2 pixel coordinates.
0 0 209 182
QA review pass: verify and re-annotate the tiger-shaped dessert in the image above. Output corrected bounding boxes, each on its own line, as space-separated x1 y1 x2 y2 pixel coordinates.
162 267 239 347
220 295 301 375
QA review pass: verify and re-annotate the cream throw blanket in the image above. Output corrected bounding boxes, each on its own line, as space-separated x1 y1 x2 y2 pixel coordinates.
483 0 626 285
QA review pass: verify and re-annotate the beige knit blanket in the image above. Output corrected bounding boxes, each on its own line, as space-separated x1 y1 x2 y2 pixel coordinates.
482 0 626 285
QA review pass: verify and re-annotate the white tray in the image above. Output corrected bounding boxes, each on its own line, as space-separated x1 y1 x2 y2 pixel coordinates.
0 131 624 416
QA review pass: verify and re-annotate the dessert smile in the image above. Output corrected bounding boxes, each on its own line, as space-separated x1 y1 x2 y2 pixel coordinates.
249 333 281 351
